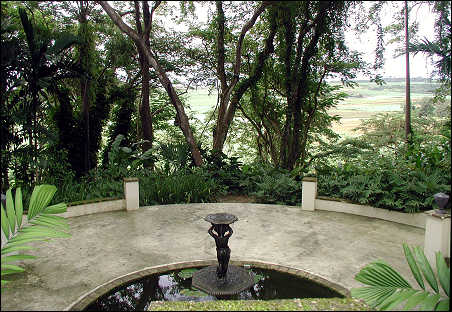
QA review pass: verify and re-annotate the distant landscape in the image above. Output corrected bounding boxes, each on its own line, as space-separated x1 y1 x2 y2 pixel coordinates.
185 78 446 138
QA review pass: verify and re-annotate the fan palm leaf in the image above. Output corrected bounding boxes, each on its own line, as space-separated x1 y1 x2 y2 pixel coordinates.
351 244 450 311
1 185 70 291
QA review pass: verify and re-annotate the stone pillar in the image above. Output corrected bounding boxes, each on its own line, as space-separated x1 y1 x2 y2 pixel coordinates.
302 177 317 211
424 210 450 265
123 178 139 211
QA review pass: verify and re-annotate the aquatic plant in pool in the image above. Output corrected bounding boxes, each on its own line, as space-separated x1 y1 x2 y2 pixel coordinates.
84 266 344 311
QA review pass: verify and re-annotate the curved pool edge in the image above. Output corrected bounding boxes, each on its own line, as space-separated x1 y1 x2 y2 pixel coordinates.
64 259 350 311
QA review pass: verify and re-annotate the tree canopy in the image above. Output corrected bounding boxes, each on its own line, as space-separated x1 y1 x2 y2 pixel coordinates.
1 1 450 193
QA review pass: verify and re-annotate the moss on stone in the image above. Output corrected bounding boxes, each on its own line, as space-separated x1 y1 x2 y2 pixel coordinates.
148 298 372 311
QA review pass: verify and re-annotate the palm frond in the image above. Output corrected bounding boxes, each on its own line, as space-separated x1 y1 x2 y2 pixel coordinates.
351 244 450 311
1 185 70 291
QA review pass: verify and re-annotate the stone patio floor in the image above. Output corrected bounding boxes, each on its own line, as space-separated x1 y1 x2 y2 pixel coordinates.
1 203 425 311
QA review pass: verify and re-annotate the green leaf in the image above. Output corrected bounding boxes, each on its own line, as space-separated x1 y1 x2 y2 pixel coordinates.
253 273 265 283
422 293 441 311
372 288 398 308
435 251 450 296
5 189 16 234
42 202 67 214
379 288 417 310
1 254 36 263
15 188 23 230
30 215 69 231
355 261 411 288
1 264 25 275
16 226 70 239
413 246 439 293
1 245 34 255
177 268 198 279
403 243 424 290
180 288 209 297
403 291 430 310
351 287 394 308
1 280 9 287
1 204 10 239
435 299 450 311
3 238 51 248
28 185 57 220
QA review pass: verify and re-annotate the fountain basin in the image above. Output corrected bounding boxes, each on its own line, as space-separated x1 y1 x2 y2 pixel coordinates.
65 260 348 311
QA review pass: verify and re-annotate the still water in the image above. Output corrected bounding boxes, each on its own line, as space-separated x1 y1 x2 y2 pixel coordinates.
84 267 343 311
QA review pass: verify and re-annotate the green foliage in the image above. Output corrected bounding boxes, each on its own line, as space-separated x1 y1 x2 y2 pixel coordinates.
317 156 450 213
251 169 302 205
177 268 198 279
351 244 450 311
235 162 302 205
139 169 219 206
201 151 244 194
317 114 451 213
179 288 209 298
101 85 137 167
1 185 70 290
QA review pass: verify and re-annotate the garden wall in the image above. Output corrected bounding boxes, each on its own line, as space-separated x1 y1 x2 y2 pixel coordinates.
315 196 426 228
61 199 125 218
302 177 427 229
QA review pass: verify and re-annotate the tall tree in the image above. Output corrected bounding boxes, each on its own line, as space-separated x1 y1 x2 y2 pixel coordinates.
98 1 203 166
133 1 158 161
212 1 274 153
404 0 412 142
77 1 96 173
236 1 369 171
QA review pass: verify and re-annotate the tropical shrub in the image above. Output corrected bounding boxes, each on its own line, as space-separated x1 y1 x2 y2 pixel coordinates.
317 156 450 212
241 164 302 205
201 151 245 194
1 185 70 289
351 244 449 311
252 171 302 205
139 169 222 206
317 114 451 213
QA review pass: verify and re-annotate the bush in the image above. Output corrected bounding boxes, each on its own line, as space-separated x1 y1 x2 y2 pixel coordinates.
237 163 302 205
201 151 245 194
139 170 221 206
317 116 451 213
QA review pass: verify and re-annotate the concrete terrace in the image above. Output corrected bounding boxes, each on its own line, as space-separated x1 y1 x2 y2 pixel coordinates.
1 203 425 311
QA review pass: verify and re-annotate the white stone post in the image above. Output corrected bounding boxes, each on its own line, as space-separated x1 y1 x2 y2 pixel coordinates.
123 178 139 211
424 210 450 265
302 177 317 211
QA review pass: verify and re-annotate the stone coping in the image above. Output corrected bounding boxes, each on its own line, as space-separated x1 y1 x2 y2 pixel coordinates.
302 177 317 182
61 199 125 218
64 260 349 311
67 196 123 207
424 209 451 219
123 177 139 182
315 197 426 229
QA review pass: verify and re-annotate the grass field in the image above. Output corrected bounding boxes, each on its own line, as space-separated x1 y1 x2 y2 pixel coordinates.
185 80 444 137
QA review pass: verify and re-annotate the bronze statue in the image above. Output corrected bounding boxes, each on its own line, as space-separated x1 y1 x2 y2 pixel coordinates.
192 213 256 295
208 223 233 279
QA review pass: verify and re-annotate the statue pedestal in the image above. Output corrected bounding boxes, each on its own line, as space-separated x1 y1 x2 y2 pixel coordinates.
424 210 450 265
192 265 255 296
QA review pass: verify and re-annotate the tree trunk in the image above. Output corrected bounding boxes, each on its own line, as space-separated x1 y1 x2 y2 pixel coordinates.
279 2 330 170
99 1 203 166
79 1 91 173
212 1 272 153
404 0 412 142
134 2 154 162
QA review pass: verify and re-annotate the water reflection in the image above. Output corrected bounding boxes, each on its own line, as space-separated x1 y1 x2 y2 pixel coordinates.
85 267 342 311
